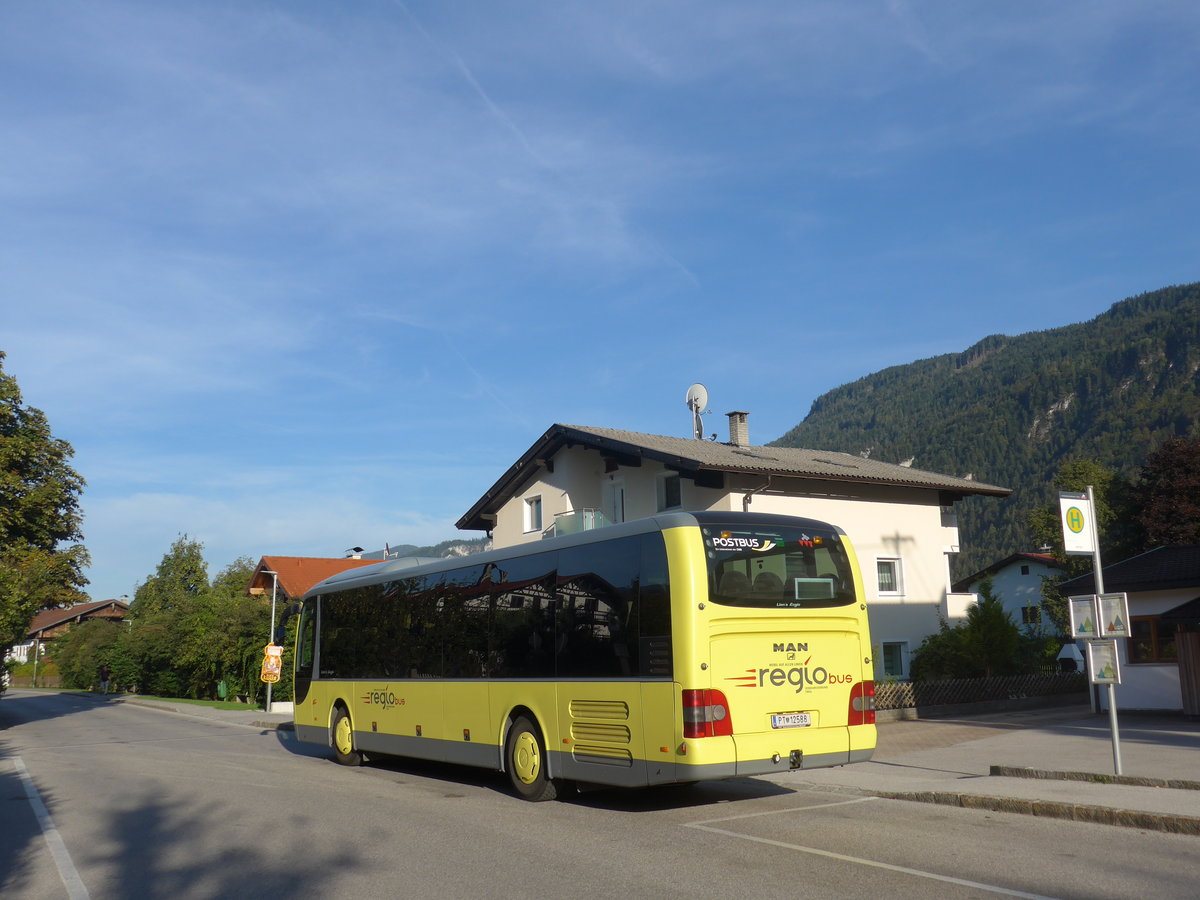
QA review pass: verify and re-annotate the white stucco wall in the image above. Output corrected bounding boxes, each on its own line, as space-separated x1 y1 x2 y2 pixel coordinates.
1097 589 1185 712
966 559 1062 635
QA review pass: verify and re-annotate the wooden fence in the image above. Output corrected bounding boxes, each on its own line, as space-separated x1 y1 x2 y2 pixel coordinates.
875 672 1087 711
7 676 62 688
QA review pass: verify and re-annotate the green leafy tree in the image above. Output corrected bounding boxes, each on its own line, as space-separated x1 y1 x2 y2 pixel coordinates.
0 351 89 667
122 536 211 695
53 618 123 690
131 534 209 617
1026 458 1142 631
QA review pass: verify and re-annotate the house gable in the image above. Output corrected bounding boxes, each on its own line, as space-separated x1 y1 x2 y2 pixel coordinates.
455 421 1011 683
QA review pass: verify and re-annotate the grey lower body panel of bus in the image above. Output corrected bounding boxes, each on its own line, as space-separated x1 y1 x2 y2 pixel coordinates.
690 747 875 781
295 723 871 787
296 723 671 789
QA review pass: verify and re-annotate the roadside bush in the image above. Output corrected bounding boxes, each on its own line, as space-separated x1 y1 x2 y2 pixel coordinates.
910 577 1023 681
7 658 58 682
54 619 123 690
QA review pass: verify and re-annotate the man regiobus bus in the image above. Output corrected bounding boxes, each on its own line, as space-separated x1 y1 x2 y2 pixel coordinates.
290 511 876 800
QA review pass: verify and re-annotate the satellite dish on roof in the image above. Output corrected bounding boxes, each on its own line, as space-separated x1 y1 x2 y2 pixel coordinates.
686 383 709 439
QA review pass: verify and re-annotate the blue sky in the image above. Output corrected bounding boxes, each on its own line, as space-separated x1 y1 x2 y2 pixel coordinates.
3 1 1198 602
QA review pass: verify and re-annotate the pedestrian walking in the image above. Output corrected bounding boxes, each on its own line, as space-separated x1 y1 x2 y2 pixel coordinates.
98 664 111 694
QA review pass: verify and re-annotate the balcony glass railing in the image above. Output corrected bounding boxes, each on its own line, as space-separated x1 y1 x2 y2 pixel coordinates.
546 508 612 537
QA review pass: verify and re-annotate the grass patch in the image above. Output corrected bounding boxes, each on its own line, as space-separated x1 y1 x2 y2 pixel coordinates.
127 695 266 711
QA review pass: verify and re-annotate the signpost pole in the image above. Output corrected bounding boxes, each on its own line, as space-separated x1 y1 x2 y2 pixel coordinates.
1086 485 1122 776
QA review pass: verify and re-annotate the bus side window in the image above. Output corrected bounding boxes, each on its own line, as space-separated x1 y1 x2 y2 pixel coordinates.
490 552 557 679
557 539 637 678
638 533 672 677
437 565 490 679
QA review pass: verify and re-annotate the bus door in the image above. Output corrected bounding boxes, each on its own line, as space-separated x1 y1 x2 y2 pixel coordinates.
554 540 676 788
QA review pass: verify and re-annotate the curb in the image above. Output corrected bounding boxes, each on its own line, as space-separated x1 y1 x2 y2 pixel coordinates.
117 697 295 731
875 790 1200 835
990 764 1200 792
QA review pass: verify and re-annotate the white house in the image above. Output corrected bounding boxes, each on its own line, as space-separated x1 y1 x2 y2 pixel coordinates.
1059 544 1200 713
952 552 1066 635
456 414 1011 682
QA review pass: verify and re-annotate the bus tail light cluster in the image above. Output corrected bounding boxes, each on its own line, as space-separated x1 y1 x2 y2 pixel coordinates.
848 681 876 726
682 689 733 738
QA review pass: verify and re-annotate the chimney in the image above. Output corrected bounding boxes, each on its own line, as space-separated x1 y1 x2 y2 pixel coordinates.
726 411 749 447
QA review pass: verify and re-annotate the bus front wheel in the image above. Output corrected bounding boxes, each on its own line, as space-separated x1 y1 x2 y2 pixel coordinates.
331 707 363 767
505 716 557 802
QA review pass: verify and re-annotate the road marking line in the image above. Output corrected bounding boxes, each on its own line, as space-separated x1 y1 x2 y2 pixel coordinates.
685 816 1061 900
13 756 91 900
691 795 880 824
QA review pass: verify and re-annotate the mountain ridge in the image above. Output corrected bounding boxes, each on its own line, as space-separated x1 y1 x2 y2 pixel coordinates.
771 282 1200 576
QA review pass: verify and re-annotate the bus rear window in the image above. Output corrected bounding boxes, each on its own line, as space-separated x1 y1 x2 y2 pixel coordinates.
702 524 856 608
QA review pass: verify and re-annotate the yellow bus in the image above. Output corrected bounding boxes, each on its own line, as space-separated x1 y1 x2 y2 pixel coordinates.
291 511 876 801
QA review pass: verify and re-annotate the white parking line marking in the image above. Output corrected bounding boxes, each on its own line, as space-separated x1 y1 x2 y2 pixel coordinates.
685 802 1062 900
13 756 91 900
691 795 880 824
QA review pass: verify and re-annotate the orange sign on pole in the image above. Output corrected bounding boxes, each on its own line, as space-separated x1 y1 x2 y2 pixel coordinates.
260 643 283 683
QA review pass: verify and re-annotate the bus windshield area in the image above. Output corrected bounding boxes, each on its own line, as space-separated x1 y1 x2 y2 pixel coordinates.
702 523 856 609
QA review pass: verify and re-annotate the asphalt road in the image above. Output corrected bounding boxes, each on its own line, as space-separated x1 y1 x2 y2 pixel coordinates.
3 690 1198 899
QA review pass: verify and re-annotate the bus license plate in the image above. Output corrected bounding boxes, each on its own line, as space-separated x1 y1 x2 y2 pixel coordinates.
771 712 811 729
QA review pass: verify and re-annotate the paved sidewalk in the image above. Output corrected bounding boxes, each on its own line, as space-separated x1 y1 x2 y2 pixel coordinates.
780 703 1200 834
104 694 295 732
100 694 1200 832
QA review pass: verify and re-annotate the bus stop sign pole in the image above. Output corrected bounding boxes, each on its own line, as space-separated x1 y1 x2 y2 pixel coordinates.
1062 485 1123 776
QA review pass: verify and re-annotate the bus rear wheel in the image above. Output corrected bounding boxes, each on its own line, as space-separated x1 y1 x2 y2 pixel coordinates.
505 716 557 802
331 707 362 767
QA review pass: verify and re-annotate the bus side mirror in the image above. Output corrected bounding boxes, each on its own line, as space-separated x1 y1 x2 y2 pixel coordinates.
273 602 303 644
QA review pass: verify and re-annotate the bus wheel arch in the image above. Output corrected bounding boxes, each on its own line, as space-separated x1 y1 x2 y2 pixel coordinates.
503 711 558 802
330 702 363 767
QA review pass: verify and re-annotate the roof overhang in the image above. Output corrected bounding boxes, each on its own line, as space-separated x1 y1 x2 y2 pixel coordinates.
456 424 1011 533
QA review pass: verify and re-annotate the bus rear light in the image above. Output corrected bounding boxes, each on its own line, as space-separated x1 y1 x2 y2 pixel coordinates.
848 681 876 726
682 689 734 738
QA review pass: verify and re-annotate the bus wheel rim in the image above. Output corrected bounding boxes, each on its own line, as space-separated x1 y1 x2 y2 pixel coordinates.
513 731 540 784
335 716 353 755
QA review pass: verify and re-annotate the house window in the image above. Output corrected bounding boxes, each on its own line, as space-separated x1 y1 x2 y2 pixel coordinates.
1020 565 1030 576
657 473 682 511
876 558 904 595
1021 606 1042 625
1129 616 1178 664
881 642 907 679
523 496 542 533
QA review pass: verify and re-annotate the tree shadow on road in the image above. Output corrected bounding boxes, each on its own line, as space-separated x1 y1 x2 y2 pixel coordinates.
95 792 361 899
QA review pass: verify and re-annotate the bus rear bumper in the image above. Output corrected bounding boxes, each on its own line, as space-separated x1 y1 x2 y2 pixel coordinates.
679 746 874 781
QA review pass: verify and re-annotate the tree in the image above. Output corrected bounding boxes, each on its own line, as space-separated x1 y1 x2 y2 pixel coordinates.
960 581 1021 678
131 534 209 618
909 578 1023 680
53 618 123 690
0 351 89 663
1134 436 1200 545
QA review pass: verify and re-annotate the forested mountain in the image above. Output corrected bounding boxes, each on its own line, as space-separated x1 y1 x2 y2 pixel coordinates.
772 283 1200 578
